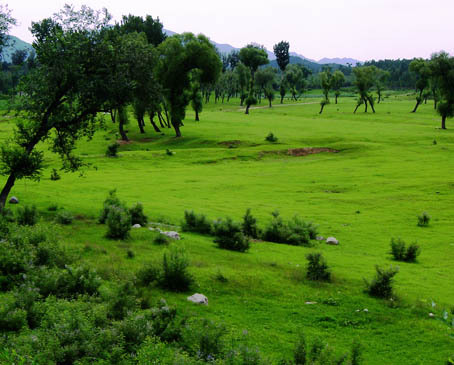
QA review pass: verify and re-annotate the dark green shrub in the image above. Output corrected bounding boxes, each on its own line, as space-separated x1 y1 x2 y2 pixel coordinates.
16 205 38 226
50 168 61 180
365 265 399 299
242 208 260 238
34 241 69 268
9 224 51 247
294 335 307 365
262 210 288 243
107 281 138 320
182 210 212 234
99 189 123 224
137 262 162 286
417 211 430 227
182 319 226 361
306 253 331 282
161 246 193 292
213 217 250 252
0 296 27 332
166 148 174 156
47 203 58 211
106 142 120 157
154 233 170 245
0 207 15 223
106 206 131 239
0 243 29 291
129 202 148 226
55 210 73 225
350 340 362 365
390 238 420 263
263 211 317 246
265 132 278 142
126 249 135 259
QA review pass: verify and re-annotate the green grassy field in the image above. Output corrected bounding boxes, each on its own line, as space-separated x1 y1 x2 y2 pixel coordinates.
1 94 453 363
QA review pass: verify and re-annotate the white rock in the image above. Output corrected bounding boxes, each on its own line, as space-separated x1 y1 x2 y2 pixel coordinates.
305 301 317 305
187 293 208 305
429 312 435 317
132 224 141 228
316 236 325 241
162 231 181 240
9 196 19 204
326 237 339 245
363 308 369 312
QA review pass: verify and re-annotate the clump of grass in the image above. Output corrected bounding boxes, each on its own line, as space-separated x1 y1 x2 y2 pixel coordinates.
365 265 399 299
161 246 193 292
55 210 74 225
265 132 278 143
181 210 212 234
126 249 135 259
47 203 59 211
166 149 174 156
129 202 148 226
16 205 38 226
242 208 260 238
213 217 250 252
106 142 120 157
390 238 420 262
306 253 331 282
50 168 61 181
106 206 131 240
215 269 228 283
154 234 170 245
417 212 430 227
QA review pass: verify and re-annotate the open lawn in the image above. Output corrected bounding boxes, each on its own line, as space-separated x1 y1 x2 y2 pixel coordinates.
1 94 453 363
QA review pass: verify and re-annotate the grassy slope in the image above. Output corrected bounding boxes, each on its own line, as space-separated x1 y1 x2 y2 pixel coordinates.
0 95 453 363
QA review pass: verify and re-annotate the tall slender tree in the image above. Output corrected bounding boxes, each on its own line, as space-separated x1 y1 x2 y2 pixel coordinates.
331 70 345 104
273 41 290 104
409 58 431 113
353 66 378 113
430 52 454 129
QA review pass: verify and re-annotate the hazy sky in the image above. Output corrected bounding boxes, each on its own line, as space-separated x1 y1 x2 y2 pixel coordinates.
8 0 454 61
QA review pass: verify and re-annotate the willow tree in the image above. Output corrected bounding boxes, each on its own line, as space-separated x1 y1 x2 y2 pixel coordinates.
430 52 454 129
319 68 333 114
331 70 345 104
156 33 222 136
409 58 431 113
353 66 378 113
0 5 157 207
273 41 290 104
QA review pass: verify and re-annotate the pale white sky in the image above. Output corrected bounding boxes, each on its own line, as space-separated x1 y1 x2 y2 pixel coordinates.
7 0 454 61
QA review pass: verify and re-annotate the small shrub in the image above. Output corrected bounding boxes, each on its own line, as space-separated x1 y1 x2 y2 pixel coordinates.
417 211 430 227
50 168 61 181
182 210 212 234
166 149 174 156
0 296 27 332
47 203 58 211
161 245 193 291
306 253 331 282
0 207 15 223
55 210 73 225
154 234 170 245
16 205 38 226
129 202 148 226
106 142 120 157
242 208 260 238
126 249 135 259
215 269 228 283
137 262 161 286
106 206 132 240
107 281 138 320
294 335 307 365
265 132 278 142
213 217 250 252
183 319 226 361
390 238 420 263
99 189 123 224
365 265 399 299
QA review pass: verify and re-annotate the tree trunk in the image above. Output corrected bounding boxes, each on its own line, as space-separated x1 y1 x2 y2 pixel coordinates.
110 109 116 123
138 118 145 134
280 95 284 104
442 115 447 129
172 119 182 137
364 99 368 113
195 110 199 121
335 95 338 104
119 119 129 141
319 104 325 114
269 98 272 108
434 99 438 110
412 99 421 113
149 114 161 133
245 104 250 114
0 174 17 209
354 103 360 114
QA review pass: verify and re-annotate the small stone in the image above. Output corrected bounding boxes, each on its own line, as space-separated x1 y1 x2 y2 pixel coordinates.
326 237 339 245
316 236 325 241
9 196 19 204
429 312 435 317
363 308 369 312
161 231 181 240
187 293 208 305
132 224 141 228
305 301 317 305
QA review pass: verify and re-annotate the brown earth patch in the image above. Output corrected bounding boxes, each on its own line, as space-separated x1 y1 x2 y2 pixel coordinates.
218 140 241 148
116 139 133 145
260 147 339 158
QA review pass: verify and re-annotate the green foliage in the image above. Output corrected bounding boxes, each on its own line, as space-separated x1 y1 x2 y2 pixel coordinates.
154 233 170 245
242 208 260 239
129 202 148 226
390 238 420 262
16 205 38 226
365 265 399 299
106 142 120 157
161 245 193 292
182 210 213 234
265 132 278 143
55 210 73 225
99 189 123 224
0 296 27 332
106 205 132 239
273 41 290 72
417 211 430 227
213 217 250 252
106 281 138 320
182 319 226 361
50 168 61 181
294 335 307 364
306 253 331 282
0 144 43 180
47 203 58 211
263 211 317 246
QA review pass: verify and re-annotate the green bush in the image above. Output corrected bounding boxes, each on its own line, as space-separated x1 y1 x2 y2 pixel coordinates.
106 281 138 320
55 210 73 225
50 168 61 180
47 203 58 211
390 238 420 262
182 319 226 361
16 205 38 226
294 335 307 364
154 233 170 245
161 246 193 292
242 208 260 238
0 296 27 332
99 189 123 224
213 217 250 252
365 265 399 299
106 142 120 157
417 211 430 227
106 206 132 239
265 132 278 142
129 202 148 226
0 243 30 291
306 253 331 282
182 210 212 234
137 261 162 286
0 207 15 223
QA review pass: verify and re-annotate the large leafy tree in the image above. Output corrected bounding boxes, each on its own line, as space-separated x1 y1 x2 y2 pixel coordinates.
331 70 345 104
116 14 166 46
319 67 333 114
284 64 308 102
374 69 390 104
156 33 222 137
409 58 431 113
273 41 290 104
430 52 454 129
353 66 378 113
239 44 269 114
0 5 156 207
254 67 277 107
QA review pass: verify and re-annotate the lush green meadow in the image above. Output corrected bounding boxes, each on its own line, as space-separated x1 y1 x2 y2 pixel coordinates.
1 94 453 363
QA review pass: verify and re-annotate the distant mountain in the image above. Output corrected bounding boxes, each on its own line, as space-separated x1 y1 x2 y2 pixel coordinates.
1 35 34 63
290 52 317 63
318 57 360 66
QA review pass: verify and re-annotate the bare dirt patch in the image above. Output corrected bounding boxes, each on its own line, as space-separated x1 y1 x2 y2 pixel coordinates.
260 147 339 158
218 140 241 148
116 139 133 145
